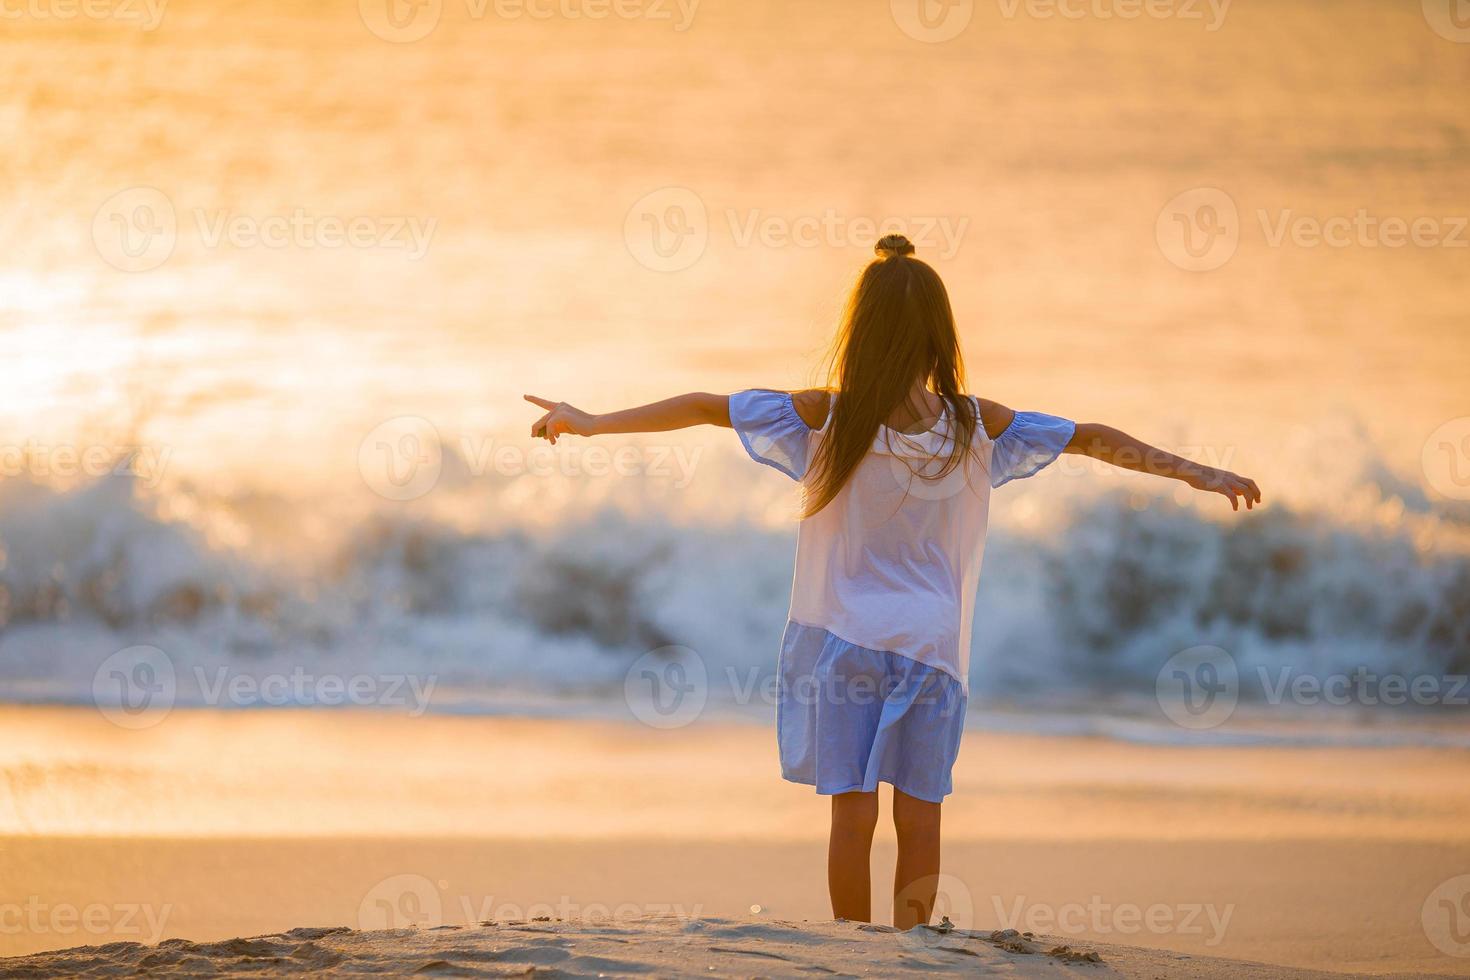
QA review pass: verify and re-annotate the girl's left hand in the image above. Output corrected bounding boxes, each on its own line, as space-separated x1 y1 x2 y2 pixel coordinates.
1191 466 1262 511
525 394 597 444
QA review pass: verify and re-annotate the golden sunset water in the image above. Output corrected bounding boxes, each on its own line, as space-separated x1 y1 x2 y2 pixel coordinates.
2 0 1467 501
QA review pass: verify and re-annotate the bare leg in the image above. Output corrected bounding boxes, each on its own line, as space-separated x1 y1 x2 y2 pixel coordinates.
827 791 879 921
892 788 942 929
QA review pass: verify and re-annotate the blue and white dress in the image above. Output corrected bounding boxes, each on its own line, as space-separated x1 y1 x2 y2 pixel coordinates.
730 390 1074 803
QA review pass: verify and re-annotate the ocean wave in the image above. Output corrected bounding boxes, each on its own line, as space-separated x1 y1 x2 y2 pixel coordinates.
0 453 1466 736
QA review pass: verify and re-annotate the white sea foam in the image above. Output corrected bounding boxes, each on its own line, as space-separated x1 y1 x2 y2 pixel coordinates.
1 429 1466 748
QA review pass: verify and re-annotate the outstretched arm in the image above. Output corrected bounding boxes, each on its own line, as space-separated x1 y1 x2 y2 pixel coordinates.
1064 422 1261 510
977 398 1261 511
524 393 730 444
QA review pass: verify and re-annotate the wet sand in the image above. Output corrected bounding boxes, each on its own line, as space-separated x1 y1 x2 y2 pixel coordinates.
2 707 1468 975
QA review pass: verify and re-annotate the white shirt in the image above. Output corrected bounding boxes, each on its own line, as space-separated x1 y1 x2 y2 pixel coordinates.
730 390 1074 691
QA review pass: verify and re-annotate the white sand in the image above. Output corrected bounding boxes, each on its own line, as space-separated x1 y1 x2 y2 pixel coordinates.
1 914 1370 978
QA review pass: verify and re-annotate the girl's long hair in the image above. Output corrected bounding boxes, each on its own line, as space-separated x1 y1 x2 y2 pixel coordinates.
803 234 978 517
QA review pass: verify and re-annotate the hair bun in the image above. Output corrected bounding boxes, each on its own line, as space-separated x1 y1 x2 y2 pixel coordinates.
874 234 915 258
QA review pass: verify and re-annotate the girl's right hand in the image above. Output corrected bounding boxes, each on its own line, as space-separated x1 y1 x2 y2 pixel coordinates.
525 395 597 444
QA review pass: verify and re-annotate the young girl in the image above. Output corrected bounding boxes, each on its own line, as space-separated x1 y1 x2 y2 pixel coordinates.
524 234 1260 930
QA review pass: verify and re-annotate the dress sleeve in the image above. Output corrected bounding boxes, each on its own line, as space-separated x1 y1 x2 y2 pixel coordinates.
729 389 812 481
990 411 1075 488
